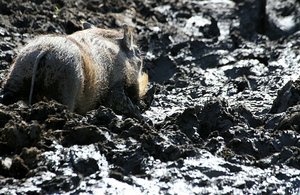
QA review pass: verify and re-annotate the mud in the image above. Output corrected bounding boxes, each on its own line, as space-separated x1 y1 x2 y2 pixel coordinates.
0 0 300 194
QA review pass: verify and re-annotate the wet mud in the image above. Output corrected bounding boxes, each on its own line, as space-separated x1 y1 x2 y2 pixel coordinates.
0 0 300 194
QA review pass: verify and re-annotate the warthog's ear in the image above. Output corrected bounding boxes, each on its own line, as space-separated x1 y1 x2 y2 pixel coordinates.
121 24 134 51
82 22 95 29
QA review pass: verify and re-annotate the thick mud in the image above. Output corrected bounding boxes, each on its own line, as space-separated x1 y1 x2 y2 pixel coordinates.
0 0 300 194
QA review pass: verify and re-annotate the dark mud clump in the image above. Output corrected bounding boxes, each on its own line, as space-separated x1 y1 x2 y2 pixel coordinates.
1 0 300 194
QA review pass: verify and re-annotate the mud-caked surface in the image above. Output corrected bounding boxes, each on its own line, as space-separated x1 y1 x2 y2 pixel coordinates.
1 0 300 194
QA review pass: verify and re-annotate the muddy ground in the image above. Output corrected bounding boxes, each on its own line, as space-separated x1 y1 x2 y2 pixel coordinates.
0 0 300 194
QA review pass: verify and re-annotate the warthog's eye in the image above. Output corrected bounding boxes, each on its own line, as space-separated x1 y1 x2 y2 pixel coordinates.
134 49 140 56
131 46 143 59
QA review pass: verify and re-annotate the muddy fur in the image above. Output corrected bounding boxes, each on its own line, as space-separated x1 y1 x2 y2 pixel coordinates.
1 24 148 116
